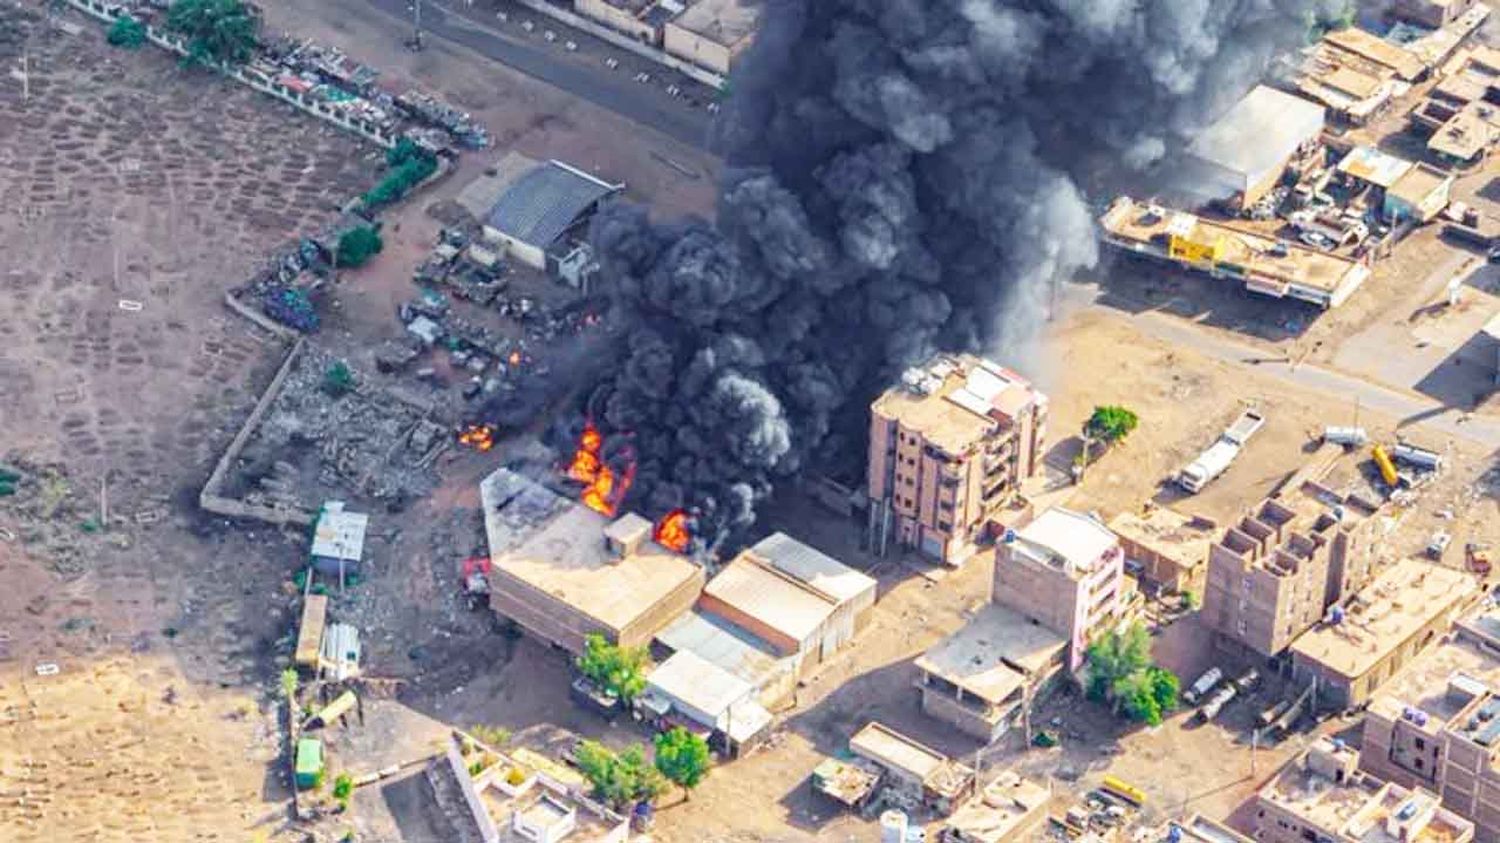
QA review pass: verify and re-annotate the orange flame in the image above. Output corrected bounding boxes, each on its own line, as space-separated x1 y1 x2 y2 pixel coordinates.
654 509 690 553
508 351 523 367
458 423 495 451
565 420 633 516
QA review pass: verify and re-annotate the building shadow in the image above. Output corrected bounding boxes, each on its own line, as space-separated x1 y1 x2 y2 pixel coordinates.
379 768 456 843
1412 333 1497 411
1088 253 1320 345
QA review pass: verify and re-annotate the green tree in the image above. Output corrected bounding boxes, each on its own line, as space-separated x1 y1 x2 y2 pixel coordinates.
332 772 353 809
574 741 665 810
576 633 648 704
1117 672 1163 726
653 727 711 800
1147 666 1180 716
1086 405 1140 445
107 15 148 49
336 225 384 269
1084 622 1152 704
323 361 356 397
166 0 260 66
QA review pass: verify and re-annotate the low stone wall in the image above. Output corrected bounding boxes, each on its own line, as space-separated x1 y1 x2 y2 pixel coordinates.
508 0 726 90
198 339 317 527
63 0 397 148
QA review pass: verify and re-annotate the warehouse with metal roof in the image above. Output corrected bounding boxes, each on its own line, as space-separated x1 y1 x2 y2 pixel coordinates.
478 154 623 271
1181 84 1326 211
697 535 877 671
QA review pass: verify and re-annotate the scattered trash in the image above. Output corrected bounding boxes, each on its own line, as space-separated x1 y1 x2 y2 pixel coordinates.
35 663 59 676
117 299 143 312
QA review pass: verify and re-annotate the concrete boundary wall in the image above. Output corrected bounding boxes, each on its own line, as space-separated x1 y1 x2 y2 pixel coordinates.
199 339 316 527
63 0 396 148
508 0 727 90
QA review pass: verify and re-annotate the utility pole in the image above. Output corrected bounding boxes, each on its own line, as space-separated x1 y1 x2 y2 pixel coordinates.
408 0 424 51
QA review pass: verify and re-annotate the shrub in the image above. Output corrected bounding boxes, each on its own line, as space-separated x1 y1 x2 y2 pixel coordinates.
1085 405 1140 445
107 15 147 49
363 140 438 208
323 361 356 397
336 225 383 268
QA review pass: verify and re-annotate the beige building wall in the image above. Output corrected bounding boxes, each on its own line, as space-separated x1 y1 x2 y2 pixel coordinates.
663 25 736 75
573 0 660 44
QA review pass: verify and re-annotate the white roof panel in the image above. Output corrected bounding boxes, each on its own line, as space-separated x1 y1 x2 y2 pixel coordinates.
1014 508 1117 572
1189 84 1326 179
750 532 876 605
646 650 755 722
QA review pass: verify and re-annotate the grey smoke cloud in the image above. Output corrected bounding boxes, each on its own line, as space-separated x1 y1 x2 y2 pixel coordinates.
587 0 1349 545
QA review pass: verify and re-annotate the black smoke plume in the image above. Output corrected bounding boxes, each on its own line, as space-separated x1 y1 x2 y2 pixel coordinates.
590 0 1352 547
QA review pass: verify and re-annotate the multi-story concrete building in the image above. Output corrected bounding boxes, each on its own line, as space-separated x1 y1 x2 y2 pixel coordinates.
993 507 1125 672
1255 737 1473 843
1362 602 1500 842
867 354 1047 566
1200 451 1382 661
1289 559 1476 710
1395 0 1482 28
662 0 758 75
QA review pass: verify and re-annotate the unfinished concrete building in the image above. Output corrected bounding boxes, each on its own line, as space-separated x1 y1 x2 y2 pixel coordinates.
1201 452 1381 661
867 354 1047 566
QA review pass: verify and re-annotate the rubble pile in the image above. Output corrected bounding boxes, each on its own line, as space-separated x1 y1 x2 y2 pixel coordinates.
231 349 443 512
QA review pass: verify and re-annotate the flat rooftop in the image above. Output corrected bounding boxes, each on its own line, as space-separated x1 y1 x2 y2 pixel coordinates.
481 468 700 634
1389 163 1453 206
1010 507 1117 578
1368 624 1500 733
1290 559 1475 681
1260 742 1471 843
1100 197 1369 298
1188 84 1326 179
915 604 1067 706
871 354 1042 457
1429 105 1493 159
1324 27 1426 80
1337 145 1414 189
669 0 759 48
941 771 1049 843
1108 505 1214 570
850 722 973 798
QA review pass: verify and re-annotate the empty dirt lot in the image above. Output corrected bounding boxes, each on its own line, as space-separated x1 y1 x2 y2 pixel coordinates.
0 7 375 840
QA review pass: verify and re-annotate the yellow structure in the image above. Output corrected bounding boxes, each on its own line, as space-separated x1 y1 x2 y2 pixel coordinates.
1168 232 1225 264
1374 444 1399 486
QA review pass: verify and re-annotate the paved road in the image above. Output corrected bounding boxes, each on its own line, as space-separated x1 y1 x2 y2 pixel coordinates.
1130 310 1500 451
359 0 713 148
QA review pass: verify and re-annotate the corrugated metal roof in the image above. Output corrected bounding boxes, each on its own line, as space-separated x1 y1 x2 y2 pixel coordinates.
485 161 621 249
1336 145 1414 189
655 610 789 687
703 555 837 643
645 650 755 722
1188 84 1325 180
750 533 876 605
311 505 368 562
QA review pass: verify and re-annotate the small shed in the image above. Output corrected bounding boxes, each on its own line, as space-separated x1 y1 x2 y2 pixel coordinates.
311 502 368 581
641 650 772 753
295 738 324 790
319 623 361 681
295 594 329 670
1384 163 1454 223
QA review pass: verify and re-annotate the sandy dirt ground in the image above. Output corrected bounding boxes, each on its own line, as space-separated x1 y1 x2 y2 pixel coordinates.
0 7 376 841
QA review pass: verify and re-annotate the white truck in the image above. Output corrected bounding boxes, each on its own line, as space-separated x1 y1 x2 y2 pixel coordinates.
1177 409 1265 494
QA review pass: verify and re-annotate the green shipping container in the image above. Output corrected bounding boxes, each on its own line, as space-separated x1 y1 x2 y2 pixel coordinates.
295 738 324 790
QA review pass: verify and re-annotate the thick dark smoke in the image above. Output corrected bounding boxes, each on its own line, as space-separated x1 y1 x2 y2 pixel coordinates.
590 0 1351 546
